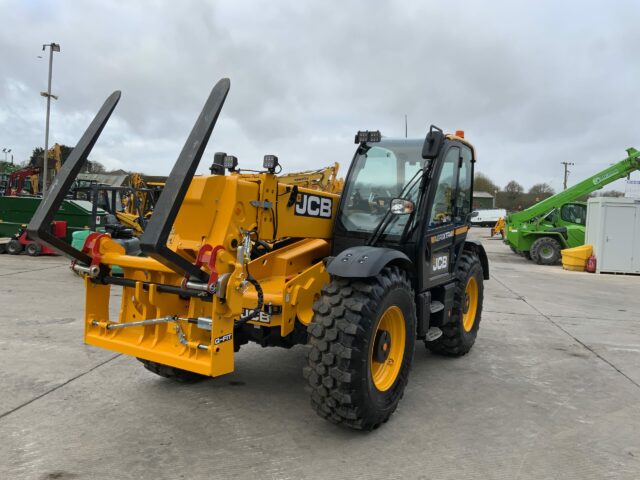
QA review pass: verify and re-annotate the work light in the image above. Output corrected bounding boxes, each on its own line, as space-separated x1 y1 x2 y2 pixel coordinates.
263 154 279 173
223 155 238 171
355 130 382 144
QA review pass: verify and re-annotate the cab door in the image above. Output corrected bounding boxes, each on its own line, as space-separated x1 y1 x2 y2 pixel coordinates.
420 143 473 290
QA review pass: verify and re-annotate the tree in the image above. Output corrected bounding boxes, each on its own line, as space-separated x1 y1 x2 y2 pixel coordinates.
29 147 44 165
474 172 499 195
29 144 73 166
504 180 524 194
0 160 20 174
28 144 104 173
528 183 555 195
590 190 624 198
59 145 73 163
85 160 106 173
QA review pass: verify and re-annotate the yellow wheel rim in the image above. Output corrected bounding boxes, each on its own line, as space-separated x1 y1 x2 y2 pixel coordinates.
462 276 478 332
370 305 406 392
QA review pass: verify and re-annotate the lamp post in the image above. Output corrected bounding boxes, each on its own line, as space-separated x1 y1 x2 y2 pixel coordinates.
2 148 11 162
40 42 60 197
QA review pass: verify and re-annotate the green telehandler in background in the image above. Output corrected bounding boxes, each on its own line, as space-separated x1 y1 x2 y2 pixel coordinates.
501 148 640 265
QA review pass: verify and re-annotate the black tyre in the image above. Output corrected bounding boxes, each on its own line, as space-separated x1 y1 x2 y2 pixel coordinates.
426 251 483 356
137 358 207 383
304 266 416 430
7 239 22 255
530 237 561 265
25 243 41 256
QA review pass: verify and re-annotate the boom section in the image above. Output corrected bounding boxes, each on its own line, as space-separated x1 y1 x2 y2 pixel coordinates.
509 147 640 224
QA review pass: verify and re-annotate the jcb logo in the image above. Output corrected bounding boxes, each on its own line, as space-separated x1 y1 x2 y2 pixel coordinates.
295 193 332 219
432 253 448 272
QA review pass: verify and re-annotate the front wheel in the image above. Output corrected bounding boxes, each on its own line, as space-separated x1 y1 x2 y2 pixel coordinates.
26 243 41 256
530 237 561 265
305 266 416 430
426 250 484 356
7 239 22 255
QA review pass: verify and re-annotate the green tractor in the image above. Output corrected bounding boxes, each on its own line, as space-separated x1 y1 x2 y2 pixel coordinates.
505 148 640 264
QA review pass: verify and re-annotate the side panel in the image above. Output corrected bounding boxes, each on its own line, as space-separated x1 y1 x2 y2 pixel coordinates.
564 225 586 248
419 225 469 290
633 208 640 273
600 204 636 272
274 185 339 240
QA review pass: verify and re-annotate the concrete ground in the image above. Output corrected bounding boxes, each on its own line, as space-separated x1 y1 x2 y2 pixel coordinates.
1 228 639 480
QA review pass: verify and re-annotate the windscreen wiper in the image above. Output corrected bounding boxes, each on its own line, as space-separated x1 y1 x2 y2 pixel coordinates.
366 169 423 246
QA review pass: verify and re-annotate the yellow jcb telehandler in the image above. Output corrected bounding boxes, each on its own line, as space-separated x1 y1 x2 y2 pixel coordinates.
28 79 489 430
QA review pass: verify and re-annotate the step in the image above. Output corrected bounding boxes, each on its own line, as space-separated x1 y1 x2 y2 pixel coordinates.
425 327 443 342
430 301 444 314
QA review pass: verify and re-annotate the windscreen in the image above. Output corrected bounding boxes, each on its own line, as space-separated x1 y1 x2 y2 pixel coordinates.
338 139 426 237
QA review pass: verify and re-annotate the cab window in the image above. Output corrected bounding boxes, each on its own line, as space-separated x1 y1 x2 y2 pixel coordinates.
428 147 459 227
456 147 473 222
560 203 587 225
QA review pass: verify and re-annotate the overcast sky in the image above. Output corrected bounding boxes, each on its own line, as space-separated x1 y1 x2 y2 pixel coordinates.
1 0 639 192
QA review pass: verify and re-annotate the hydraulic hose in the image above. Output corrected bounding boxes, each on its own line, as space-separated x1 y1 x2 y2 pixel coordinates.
236 275 264 324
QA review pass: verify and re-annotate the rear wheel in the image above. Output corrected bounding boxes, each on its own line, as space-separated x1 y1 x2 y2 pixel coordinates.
7 239 22 255
137 358 207 383
25 243 41 256
426 250 483 356
305 266 416 430
530 237 561 265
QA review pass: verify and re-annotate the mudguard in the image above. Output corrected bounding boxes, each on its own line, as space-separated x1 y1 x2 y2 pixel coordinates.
326 246 412 278
464 240 490 280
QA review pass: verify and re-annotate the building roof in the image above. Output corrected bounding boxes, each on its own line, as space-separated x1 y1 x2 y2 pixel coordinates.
77 172 129 187
473 191 494 198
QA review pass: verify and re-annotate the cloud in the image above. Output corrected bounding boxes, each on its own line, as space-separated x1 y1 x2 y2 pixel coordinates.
0 0 639 192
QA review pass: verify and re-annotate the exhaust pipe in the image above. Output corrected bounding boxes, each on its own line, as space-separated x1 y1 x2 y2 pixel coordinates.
139 78 230 282
27 91 121 264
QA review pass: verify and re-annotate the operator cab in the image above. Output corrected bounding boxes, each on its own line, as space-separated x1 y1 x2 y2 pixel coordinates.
332 127 477 291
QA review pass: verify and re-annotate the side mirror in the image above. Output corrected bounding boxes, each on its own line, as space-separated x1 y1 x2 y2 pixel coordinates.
391 198 415 215
422 125 444 159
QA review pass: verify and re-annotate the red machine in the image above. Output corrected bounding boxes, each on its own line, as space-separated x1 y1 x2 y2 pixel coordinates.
5 166 41 196
5 221 67 256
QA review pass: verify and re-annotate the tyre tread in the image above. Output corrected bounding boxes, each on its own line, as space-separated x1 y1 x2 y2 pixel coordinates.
306 266 415 430
426 250 483 357
138 358 207 383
